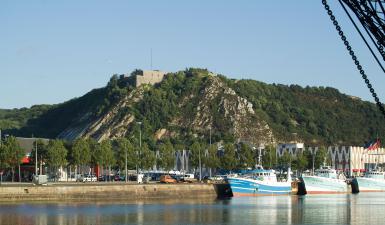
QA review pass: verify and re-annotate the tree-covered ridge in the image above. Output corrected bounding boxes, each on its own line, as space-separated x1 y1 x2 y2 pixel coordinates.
1 68 384 146
1 75 132 138
0 105 53 130
228 79 384 145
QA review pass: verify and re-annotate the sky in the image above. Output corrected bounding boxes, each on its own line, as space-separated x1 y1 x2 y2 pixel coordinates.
1 0 385 109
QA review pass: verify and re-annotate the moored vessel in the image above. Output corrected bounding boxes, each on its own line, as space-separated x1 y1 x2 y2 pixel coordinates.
355 170 385 192
227 165 292 196
298 166 349 195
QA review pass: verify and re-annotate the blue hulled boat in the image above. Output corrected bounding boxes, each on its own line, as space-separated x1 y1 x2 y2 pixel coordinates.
227 166 292 196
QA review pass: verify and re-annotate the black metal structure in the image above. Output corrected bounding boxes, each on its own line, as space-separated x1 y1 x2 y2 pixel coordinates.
322 0 385 119
341 0 385 61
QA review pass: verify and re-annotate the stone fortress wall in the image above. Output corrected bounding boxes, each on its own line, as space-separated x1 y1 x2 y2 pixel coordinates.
135 70 167 87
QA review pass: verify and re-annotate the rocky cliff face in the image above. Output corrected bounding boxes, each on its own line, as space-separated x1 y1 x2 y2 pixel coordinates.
175 76 274 145
57 74 275 145
57 87 144 142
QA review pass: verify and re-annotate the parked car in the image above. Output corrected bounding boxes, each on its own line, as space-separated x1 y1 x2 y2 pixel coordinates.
181 174 197 183
143 174 152 183
82 174 97 182
170 174 183 182
114 174 125 181
76 174 84 182
128 175 137 181
160 175 177 184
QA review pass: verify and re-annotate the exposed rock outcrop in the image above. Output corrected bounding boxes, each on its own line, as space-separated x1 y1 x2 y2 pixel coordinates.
58 88 144 142
58 74 275 145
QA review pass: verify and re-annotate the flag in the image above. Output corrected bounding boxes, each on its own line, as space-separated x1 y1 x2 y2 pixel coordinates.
364 138 381 150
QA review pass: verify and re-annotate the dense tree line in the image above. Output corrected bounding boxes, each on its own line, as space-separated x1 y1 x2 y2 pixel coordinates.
0 134 333 182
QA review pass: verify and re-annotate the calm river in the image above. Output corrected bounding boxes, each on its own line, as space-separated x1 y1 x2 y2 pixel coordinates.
1 193 385 225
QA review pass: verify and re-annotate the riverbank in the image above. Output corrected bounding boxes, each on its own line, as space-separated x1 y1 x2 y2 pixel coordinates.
0 182 230 202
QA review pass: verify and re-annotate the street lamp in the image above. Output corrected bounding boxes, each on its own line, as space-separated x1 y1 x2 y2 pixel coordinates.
125 140 128 183
311 139 318 175
198 145 202 182
137 122 142 174
312 150 315 175
35 140 38 176
209 126 212 177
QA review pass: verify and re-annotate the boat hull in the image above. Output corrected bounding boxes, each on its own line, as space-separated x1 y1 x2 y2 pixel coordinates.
227 177 291 196
300 176 348 194
356 177 385 192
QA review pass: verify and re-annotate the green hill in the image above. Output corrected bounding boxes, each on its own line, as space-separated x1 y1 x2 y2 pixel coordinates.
1 68 383 146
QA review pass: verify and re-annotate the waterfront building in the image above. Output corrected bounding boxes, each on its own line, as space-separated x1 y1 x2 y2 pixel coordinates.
276 143 385 177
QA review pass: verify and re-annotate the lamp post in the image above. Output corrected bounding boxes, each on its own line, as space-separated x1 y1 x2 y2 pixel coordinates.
198 145 201 182
35 140 38 176
125 140 128 183
312 150 315 175
209 126 212 177
137 122 142 174
310 146 319 176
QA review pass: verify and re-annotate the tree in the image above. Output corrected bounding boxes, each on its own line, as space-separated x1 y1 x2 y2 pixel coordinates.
237 143 255 169
46 139 68 181
88 139 99 167
70 138 91 174
220 143 237 171
92 142 104 171
101 140 116 168
315 147 328 169
204 144 220 176
189 140 202 169
278 151 292 169
157 140 175 172
30 139 48 176
93 140 116 180
0 143 10 173
6 136 24 182
115 138 136 172
30 139 48 166
101 140 115 180
262 145 277 169
140 143 155 170
292 151 308 173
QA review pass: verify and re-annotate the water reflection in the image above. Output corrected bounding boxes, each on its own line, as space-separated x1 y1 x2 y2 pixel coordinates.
1 193 385 225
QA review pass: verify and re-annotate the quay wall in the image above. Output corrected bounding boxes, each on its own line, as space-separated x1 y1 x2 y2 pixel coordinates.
0 183 219 201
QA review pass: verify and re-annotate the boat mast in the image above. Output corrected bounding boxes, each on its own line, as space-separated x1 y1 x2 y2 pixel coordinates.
258 146 262 166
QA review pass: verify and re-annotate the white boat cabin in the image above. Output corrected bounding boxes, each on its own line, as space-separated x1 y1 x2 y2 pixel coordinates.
241 165 278 182
315 166 339 179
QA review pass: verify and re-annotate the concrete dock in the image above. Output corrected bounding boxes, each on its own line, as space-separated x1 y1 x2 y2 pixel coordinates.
0 182 230 201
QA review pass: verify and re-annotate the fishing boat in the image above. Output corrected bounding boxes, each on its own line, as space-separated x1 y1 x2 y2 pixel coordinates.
227 146 292 196
355 170 385 192
227 165 292 196
298 166 348 195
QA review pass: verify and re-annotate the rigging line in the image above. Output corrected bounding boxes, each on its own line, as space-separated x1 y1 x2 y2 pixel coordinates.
322 0 385 119
339 0 385 74
360 1 385 44
344 1 385 60
377 1 385 21
367 1 385 31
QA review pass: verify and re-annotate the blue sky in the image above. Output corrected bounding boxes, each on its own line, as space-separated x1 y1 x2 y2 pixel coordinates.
1 0 385 109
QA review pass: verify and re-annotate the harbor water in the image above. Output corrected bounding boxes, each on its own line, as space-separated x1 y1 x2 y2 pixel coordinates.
1 193 385 225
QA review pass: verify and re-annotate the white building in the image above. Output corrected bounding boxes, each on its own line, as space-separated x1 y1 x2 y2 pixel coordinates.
276 143 385 176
